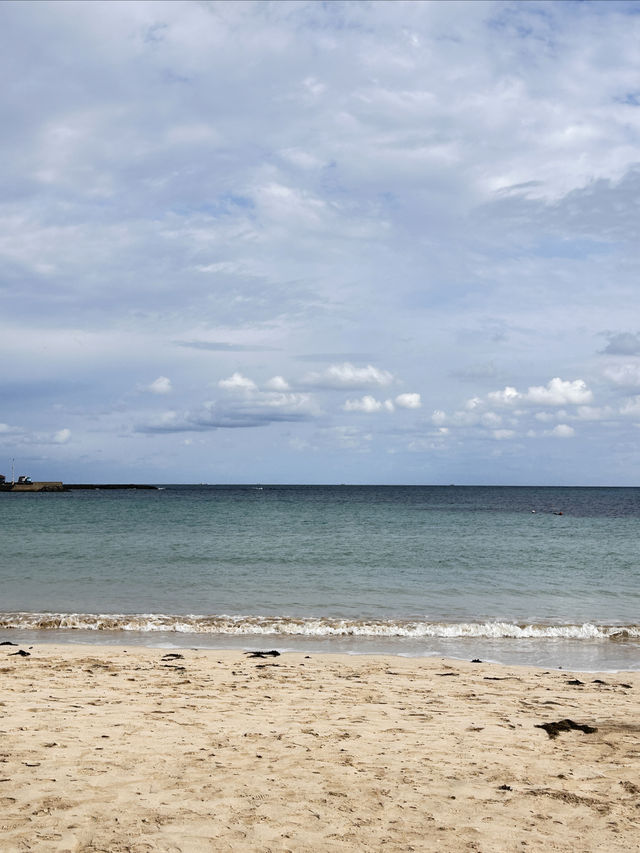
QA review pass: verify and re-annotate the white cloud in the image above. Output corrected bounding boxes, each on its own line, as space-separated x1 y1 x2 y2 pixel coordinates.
551 424 575 438
265 375 290 391
431 408 484 428
525 378 592 406
252 391 316 412
395 392 421 409
619 396 640 417
487 378 592 408
343 392 421 414
53 428 71 444
218 373 257 392
194 261 243 275
147 376 172 395
4 2 640 483
603 363 640 387
493 429 515 440
145 411 182 431
305 363 393 389
280 147 323 170
426 374 598 447
255 182 326 226
487 386 520 406
344 395 394 413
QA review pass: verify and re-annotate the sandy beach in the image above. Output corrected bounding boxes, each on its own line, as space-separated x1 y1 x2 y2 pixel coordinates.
0 643 638 852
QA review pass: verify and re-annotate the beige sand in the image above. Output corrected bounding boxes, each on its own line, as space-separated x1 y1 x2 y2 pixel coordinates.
0 643 638 852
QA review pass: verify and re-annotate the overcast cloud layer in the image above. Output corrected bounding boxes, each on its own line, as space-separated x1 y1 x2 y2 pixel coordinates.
2 0 640 484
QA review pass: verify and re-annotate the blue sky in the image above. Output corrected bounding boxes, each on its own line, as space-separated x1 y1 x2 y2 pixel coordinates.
2 0 640 484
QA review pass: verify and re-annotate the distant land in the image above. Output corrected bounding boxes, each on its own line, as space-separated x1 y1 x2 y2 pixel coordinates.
0 481 158 492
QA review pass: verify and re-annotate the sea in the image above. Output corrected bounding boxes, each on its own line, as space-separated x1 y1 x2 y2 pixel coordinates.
1 485 639 671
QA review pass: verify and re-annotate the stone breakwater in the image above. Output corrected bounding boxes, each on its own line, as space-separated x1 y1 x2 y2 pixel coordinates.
0 481 65 492
0 482 157 492
64 483 158 490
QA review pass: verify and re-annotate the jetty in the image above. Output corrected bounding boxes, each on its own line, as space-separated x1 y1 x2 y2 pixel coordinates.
64 483 158 490
0 480 65 492
0 474 157 492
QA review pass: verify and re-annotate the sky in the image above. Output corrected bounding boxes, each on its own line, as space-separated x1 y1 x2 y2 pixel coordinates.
2 0 640 485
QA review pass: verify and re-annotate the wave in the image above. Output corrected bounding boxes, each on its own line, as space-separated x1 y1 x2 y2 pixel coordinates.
0 612 638 641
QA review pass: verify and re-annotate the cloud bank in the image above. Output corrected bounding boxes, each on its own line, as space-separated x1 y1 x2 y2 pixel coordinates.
2 1 640 484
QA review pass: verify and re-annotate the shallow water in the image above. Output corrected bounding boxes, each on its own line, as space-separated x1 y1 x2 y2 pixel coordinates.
1 485 639 669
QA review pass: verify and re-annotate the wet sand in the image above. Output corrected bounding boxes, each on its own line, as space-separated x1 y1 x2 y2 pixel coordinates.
0 643 638 851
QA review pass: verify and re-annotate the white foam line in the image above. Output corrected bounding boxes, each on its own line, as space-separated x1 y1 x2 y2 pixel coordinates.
0 612 638 641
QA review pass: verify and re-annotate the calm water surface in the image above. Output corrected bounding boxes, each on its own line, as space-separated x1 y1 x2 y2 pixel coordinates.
1 485 638 670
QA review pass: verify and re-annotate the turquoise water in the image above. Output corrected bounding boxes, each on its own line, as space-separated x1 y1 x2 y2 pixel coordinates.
1 485 639 669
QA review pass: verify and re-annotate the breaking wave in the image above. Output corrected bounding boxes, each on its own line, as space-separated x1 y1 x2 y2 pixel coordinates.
0 612 638 641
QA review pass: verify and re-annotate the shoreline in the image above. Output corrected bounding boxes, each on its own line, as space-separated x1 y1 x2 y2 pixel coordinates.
1 642 638 851
2 622 639 673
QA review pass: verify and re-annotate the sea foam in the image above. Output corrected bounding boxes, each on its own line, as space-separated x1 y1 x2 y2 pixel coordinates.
0 612 638 641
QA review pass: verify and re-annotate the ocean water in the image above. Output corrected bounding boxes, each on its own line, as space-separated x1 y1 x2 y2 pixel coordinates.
0 485 638 670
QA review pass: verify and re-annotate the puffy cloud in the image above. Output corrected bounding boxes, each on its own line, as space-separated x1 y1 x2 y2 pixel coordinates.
395 392 421 409
603 363 640 387
146 376 172 395
218 373 257 392
551 424 575 438
140 366 320 433
487 378 592 407
305 363 393 389
248 391 316 413
344 396 394 413
428 375 597 445
53 428 71 444
4 2 640 482
525 378 592 406
265 376 290 391
487 386 520 406
344 392 422 413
